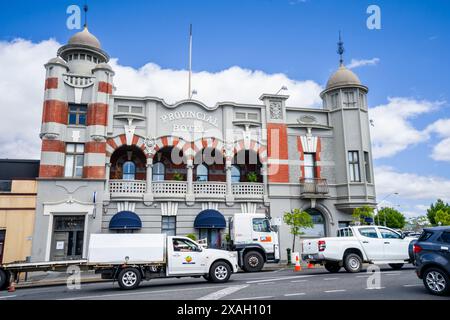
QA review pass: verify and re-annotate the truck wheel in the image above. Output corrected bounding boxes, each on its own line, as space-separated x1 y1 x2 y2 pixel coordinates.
0 269 11 291
388 263 404 270
209 261 231 283
118 267 142 290
324 262 341 273
423 268 449 296
343 253 362 273
243 251 264 272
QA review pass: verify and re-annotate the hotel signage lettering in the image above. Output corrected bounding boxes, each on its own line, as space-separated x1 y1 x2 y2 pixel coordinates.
160 111 219 132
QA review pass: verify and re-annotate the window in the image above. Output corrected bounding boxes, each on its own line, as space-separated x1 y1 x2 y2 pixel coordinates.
364 152 371 183
330 93 339 109
173 238 199 252
418 231 433 242
248 113 259 121
348 151 361 182
358 227 379 239
68 104 87 125
253 218 271 233
379 228 401 239
80 54 85 60
438 232 450 244
359 93 366 109
196 164 208 181
162 216 176 236
117 105 143 114
236 112 246 120
0 180 12 192
123 161 136 180
64 144 84 178
131 106 143 114
304 153 316 179
87 55 92 62
231 165 241 183
153 162 165 181
343 91 356 107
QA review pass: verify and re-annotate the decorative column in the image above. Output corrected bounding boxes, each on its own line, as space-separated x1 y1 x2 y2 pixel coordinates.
186 158 195 205
144 157 154 206
103 162 111 204
262 162 270 205
225 159 234 206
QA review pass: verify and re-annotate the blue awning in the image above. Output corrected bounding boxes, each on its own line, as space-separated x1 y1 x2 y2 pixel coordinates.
109 211 142 230
194 210 226 229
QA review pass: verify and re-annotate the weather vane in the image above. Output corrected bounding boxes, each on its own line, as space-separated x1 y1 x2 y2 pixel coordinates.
83 2 89 28
337 31 345 66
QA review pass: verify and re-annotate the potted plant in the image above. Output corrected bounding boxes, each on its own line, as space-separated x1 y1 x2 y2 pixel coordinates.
172 173 184 181
186 233 197 241
246 171 258 183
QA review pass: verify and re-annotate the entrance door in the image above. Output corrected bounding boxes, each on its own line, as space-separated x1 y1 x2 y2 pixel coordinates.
51 216 85 261
199 229 222 249
0 230 5 264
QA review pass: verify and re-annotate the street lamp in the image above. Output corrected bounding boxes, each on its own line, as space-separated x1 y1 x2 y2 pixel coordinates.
275 86 288 95
376 192 399 226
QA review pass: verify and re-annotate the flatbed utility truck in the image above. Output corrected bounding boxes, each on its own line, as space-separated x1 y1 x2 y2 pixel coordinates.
0 234 238 290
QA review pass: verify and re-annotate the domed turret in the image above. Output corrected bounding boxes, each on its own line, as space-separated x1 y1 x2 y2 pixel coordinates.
326 65 361 90
68 26 101 49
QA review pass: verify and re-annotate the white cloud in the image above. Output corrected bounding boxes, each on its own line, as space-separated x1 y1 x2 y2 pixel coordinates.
369 97 442 159
425 118 450 161
347 58 380 69
0 38 323 159
374 166 450 202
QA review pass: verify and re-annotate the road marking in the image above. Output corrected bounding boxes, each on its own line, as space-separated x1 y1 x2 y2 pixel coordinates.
232 296 273 300
403 284 422 287
324 278 338 281
324 289 346 293
258 282 275 285
356 275 371 278
197 285 248 300
291 280 309 283
246 275 315 284
366 287 385 290
271 268 285 273
61 285 231 300
284 293 306 297
0 295 17 299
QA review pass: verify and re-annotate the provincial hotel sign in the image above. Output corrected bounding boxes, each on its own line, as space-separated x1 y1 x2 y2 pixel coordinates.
160 110 219 133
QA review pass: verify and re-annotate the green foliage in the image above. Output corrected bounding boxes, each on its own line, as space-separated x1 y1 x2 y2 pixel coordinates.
352 206 374 225
435 209 450 226
186 233 197 241
172 172 185 181
283 208 314 251
374 207 406 229
224 233 231 242
427 199 450 226
247 171 258 183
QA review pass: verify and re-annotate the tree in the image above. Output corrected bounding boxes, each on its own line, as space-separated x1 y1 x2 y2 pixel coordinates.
283 209 314 252
435 209 450 226
374 207 406 229
407 216 431 232
352 206 374 225
427 199 450 226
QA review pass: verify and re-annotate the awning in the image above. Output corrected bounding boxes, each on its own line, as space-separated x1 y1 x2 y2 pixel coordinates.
194 209 226 229
109 211 142 230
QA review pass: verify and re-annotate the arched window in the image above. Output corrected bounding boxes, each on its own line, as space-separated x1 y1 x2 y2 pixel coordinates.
302 209 326 237
123 161 136 180
231 165 241 183
196 164 208 182
153 162 165 181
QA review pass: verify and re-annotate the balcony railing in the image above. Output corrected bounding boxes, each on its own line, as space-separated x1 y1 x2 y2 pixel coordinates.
109 180 147 195
193 182 227 196
300 178 329 197
232 182 265 198
152 181 188 196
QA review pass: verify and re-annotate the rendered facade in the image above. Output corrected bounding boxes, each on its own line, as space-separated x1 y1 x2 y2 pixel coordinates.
31 26 376 262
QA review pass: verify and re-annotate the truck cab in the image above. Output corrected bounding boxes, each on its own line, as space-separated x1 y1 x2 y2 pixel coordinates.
229 213 280 272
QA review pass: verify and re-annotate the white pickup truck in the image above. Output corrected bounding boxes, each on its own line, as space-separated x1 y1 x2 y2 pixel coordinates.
0 234 238 290
301 226 416 273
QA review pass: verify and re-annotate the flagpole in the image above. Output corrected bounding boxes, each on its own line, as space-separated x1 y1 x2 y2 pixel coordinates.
188 24 192 99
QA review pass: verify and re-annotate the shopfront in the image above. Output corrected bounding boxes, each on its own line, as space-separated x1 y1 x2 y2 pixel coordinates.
194 210 226 249
50 216 85 261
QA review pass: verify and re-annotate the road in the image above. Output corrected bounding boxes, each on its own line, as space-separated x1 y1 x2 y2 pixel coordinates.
0 265 449 300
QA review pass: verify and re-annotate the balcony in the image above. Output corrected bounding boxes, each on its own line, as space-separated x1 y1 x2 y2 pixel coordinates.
299 178 329 198
108 180 264 201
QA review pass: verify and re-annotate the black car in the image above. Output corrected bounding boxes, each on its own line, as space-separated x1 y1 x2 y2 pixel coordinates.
414 226 450 296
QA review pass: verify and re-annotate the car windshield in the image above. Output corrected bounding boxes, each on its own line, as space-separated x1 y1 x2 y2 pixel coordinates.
418 231 433 242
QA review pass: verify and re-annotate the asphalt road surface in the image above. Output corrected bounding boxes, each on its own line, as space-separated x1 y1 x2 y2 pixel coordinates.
1 265 449 300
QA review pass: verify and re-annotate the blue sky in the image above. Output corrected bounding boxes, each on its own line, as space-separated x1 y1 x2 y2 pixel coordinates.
0 0 449 217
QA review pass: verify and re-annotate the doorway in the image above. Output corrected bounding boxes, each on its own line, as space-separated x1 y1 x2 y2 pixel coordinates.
199 229 222 249
51 216 85 261
0 230 5 264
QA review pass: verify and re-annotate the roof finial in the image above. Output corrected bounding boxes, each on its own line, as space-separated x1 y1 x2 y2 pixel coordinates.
83 2 88 28
337 31 345 66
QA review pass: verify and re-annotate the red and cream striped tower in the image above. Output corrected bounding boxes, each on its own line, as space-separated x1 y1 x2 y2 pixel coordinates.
39 26 113 180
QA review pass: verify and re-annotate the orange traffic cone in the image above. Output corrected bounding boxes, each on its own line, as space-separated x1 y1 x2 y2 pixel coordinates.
307 262 314 269
294 255 302 272
8 282 16 293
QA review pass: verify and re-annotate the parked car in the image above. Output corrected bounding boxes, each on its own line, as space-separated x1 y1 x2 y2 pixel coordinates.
302 226 416 273
414 226 450 296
